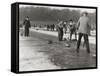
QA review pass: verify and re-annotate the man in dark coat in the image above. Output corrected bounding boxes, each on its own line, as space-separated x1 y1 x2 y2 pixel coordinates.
52 24 55 31
76 12 90 53
47 24 50 31
23 16 31 37
69 19 77 41
57 21 64 41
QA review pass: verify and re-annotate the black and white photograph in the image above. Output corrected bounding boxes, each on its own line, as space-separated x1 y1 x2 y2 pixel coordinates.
17 3 97 72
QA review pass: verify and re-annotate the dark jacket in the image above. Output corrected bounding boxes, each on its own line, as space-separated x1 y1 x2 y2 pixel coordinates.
23 20 31 29
57 21 64 33
77 16 90 35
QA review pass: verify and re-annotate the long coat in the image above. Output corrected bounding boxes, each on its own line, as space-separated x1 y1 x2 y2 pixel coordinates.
23 19 31 29
77 16 90 35
23 19 31 36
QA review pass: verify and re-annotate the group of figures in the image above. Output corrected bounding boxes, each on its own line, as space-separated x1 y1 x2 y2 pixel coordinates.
46 24 55 31
21 12 91 54
57 12 90 53
57 19 77 41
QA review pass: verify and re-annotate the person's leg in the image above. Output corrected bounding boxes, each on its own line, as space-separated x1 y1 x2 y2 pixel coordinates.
60 30 62 41
76 33 83 53
27 29 29 36
83 34 90 53
59 28 63 41
59 32 62 41
61 30 63 41
48 27 49 31
53 27 54 31
26 29 28 36
58 31 61 41
70 31 72 40
25 29 27 37
75 32 77 40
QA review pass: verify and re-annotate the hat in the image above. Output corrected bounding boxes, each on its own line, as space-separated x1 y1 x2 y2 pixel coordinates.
81 12 88 16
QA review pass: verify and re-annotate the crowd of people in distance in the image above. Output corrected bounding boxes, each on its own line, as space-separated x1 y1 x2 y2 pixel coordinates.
46 24 55 31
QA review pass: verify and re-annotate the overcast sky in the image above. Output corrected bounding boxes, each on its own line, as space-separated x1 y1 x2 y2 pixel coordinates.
19 5 96 13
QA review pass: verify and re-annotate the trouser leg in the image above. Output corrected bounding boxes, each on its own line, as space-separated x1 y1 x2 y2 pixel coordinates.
83 34 90 53
76 33 83 52
58 32 61 41
25 30 27 36
75 32 77 40
27 29 29 36
58 28 63 41
61 31 63 41
70 32 72 40
25 28 29 37
26 30 28 36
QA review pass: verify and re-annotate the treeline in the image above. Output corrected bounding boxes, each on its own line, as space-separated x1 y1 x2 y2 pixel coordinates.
19 7 80 22
19 7 96 29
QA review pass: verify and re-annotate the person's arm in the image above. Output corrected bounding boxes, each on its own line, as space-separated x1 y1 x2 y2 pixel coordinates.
67 24 70 30
76 18 80 30
23 20 25 25
28 20 31 28
87 18 91 29
87 18 91 35
22 20 25 28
